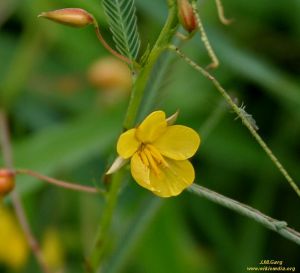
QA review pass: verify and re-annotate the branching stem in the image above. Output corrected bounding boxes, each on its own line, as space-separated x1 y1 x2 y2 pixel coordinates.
169 45 300 197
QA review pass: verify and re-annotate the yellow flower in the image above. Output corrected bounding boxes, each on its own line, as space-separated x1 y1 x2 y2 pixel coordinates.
42 228 64 271
117 111 200 197
0 206 29 270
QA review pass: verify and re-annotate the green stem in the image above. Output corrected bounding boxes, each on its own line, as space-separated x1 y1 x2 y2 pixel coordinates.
169 45 300 198
87 3 179 272
87 171 124 271
188 184 300 245
123 1 179 130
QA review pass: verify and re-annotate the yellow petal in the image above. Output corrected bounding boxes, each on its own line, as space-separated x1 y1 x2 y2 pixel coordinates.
130 153 154 191
150 159 195 197
0 207 28 270
136 111 167 143
153 125 200 160
117 129 140 159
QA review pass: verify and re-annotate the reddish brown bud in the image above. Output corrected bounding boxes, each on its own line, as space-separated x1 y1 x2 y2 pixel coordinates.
38 8 94 28
0 169 15 196
178 0 197 33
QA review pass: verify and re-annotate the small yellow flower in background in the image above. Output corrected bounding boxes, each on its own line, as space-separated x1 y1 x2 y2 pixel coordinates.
116 111 200 197
42 228 65 271
0 206 29 270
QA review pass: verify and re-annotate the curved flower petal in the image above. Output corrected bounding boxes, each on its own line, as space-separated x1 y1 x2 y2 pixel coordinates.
131 153 154 191
153 125 200 160
117 129 140 159
149 159 195 197
136 111 167 143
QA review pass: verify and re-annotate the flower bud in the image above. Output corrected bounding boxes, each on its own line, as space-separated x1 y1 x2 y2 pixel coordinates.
38 8 94 28
178 0 197 33
87 57 132 92
0 169 15 196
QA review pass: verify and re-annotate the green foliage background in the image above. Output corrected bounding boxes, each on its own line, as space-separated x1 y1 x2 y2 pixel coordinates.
0 0 299 272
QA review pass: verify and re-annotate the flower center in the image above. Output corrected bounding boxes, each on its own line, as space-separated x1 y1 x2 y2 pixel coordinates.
138 144 168 177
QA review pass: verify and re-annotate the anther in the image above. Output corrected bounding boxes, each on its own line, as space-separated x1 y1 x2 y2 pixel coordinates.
143 149 161 177
140 151 149 167
147 145 169 168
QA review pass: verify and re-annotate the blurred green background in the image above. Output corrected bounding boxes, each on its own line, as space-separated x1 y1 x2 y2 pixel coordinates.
0 0 300 272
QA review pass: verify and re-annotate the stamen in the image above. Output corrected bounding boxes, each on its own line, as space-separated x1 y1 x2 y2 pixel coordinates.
140 151 149 167
143 148 161 177
147 145 169 168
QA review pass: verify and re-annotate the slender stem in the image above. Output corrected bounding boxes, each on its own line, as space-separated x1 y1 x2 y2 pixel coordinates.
87 171 124 271
191 0 219 69
15 169 103 195
169 45 300 197
0 110 51 273
214 0 233 25
87 3 179 272
93 22 132 66
188 184 300 245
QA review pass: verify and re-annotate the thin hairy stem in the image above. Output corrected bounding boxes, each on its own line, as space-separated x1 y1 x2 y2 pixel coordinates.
188 184 300 245
169 45 300 197
15 169 103 195
215 0 233 25
191 0 219 69
0 110 51 273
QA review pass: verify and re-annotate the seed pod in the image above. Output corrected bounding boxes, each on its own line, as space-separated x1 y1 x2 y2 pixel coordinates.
0 169 15 196
178 0 197 33
38 8 94 28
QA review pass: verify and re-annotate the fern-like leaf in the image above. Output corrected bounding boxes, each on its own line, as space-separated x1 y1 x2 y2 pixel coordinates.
102 0 141 62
